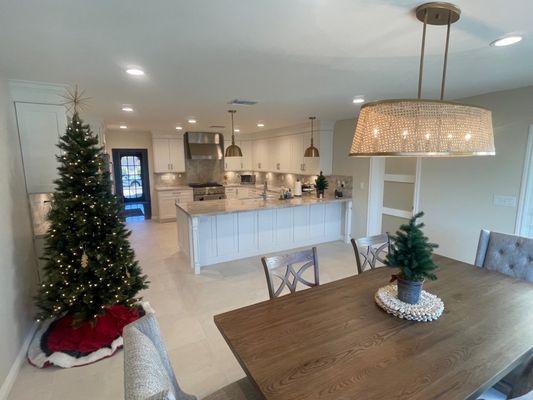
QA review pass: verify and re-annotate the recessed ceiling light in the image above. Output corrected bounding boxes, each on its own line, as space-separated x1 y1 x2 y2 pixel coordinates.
122 106 134 112
490 35 523 47
119 125 128 129
234 128 240 133
175 126 183 130
352 97 365 104
125 68 145 76
257 123 265 128
188 119 197 124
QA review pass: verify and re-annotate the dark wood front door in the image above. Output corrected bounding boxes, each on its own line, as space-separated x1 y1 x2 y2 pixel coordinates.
112 149 151 219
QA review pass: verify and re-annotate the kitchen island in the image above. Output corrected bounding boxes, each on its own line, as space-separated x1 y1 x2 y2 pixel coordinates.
176 196 352 274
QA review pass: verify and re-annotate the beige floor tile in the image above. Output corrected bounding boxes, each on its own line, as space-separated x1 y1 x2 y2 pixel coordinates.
8 219 357 400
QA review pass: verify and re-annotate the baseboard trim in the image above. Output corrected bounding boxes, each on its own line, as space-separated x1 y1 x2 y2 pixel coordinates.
0 322 39 400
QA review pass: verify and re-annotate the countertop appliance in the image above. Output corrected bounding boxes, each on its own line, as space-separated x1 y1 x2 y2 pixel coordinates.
189 182 226 201
240 174 256 185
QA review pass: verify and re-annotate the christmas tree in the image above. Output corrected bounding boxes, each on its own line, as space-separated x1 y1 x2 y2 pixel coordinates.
385 212 439 282
35 107 148 325
315 171 329 191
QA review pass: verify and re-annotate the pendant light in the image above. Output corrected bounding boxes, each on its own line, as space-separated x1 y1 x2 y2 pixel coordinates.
225 110 243 157
304 116 319 157
350 2 495 157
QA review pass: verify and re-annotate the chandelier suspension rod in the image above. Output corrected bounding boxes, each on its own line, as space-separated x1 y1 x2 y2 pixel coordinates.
440 10 452 100
417 9 428 99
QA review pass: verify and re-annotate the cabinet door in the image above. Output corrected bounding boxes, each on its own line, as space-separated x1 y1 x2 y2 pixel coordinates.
15 102 66 193
277 136 292 173
168 137 185 172
290 134 305 174
253 140 264 171
153 139 170 173
241 141 253 170
158 194 176 220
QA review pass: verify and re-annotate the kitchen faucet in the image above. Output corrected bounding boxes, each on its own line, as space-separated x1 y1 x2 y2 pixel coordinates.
261 181 268 200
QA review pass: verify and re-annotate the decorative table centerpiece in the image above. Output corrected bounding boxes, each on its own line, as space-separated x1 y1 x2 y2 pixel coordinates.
375 212 444 322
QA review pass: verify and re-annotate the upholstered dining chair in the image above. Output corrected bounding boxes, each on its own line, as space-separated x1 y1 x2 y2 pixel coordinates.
351 233 390 275
261 247 319 299
123 313 261 400
474 229 533 282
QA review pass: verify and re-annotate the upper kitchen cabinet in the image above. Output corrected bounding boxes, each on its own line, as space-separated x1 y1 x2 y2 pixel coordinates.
253 138 270 171
271 135 292 173
15 102 67 193
240 140 253 171
152 134 185 173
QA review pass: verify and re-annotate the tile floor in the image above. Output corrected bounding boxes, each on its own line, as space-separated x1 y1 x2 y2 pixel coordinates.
8 220 357 400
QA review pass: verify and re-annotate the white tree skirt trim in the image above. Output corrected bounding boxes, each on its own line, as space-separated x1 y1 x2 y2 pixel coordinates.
375 284 444 322
28 301 154 368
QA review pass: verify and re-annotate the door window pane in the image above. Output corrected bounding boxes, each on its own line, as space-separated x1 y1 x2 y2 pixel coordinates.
121 155 143 199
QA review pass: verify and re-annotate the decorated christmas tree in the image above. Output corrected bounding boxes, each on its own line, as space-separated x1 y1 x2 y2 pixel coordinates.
35 91 148 326
386 212 438 282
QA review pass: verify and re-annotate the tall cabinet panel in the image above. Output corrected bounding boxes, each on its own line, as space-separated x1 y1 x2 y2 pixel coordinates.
15 102 67 193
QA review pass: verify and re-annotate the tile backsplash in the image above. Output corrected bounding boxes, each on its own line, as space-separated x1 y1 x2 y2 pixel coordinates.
224 171 352 194
154 169 352 196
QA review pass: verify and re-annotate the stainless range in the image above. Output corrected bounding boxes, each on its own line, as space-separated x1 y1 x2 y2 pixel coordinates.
189 183 226 201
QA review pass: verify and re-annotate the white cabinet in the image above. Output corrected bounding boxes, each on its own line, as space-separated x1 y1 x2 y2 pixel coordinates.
15 102 67 193
253 139 270 171
271 135 292 173
241 141 253 171
153 137 185 173
157 188 193 221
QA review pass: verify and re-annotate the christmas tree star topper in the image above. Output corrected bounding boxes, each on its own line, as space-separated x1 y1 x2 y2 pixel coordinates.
60 85 91 114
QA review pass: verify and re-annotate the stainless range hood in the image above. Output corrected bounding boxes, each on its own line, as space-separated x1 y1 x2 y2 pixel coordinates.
184 132 224 160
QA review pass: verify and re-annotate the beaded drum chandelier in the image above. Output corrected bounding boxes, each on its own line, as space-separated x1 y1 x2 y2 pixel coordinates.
350 2 495 157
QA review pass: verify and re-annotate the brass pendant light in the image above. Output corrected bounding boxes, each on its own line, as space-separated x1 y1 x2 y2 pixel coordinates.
304 116 319 157
224 109 243 157
350 2 495 157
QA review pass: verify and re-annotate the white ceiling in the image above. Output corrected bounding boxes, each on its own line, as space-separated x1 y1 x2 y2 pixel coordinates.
1 0 532 133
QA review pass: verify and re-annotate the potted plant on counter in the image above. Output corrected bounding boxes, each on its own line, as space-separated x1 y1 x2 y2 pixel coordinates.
315 171 328 198
385 212 438 304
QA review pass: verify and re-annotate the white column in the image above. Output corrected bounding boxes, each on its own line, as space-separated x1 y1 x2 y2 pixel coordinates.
344 200 353 243
190 216 201 274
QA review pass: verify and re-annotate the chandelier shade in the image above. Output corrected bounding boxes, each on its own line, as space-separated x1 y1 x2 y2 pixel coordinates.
349 2 495 157
304 116 319 157
350 99 495 157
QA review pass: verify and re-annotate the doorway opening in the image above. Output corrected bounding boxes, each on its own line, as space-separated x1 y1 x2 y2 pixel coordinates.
517 127 533 237
112 149 151 221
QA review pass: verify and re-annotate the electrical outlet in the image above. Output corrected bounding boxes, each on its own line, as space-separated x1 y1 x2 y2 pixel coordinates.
493 195 517 207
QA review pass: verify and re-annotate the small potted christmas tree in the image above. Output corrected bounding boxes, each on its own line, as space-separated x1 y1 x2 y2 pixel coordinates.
385 212 438 304
315 171 329 198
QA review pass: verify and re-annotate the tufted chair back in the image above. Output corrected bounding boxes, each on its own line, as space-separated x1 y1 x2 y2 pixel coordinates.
475 229 533 283
123 313 197 400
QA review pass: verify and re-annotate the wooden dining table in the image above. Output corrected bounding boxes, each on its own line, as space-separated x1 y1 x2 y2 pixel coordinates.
214 255 533 400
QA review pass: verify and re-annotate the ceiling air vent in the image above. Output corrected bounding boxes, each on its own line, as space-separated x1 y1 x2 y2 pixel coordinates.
209 125 225 129
228 99 258 106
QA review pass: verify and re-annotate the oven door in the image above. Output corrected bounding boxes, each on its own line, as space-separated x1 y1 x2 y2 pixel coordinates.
194 194 226 201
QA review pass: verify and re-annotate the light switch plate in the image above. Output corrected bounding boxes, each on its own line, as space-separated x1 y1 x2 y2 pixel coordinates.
493 195 517 207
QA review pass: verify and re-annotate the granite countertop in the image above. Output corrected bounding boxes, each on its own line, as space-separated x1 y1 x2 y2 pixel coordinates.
155 185 192 191
175 196 351 217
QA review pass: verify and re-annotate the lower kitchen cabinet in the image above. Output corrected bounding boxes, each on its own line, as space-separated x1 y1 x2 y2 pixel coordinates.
157 189 193 221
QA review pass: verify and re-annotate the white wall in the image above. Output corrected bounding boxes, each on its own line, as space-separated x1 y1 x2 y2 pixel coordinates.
331 118 370 238
332 85 533 263
0 79 38 394
105 130 158 218
419 86 533 262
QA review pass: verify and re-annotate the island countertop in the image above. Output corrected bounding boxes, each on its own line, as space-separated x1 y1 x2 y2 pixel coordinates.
175 196 352 217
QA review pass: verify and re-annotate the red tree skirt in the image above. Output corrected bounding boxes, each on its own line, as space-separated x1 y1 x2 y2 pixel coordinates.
28 302 153 368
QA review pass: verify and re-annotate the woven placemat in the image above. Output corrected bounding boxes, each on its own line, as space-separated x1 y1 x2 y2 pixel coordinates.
375 284 444 322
